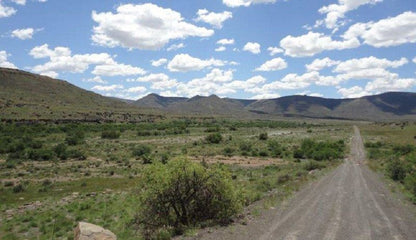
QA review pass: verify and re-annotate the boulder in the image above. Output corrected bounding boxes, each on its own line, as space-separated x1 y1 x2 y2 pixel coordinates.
74 222 117 240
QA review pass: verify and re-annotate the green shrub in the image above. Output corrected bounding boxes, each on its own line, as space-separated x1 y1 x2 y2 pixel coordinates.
294 139 345 161
101 130 121 139
65 131 85 146
386 159 407 182
134 159 241 238
54 143 68 160
259 133 268 141
404 174 416 198
239 141 252 152
268 140 283 157
12 184 24 193
303 160 326 171
223 147 235 157
205 133 222 144
27 149 55 161
132 145 152 157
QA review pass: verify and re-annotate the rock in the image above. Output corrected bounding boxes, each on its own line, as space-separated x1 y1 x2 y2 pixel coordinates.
74 222 117 240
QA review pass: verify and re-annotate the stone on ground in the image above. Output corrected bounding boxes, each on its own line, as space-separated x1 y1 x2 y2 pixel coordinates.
74 222 117 240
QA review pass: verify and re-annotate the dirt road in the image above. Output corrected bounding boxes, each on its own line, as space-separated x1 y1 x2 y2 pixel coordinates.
190 126 416 240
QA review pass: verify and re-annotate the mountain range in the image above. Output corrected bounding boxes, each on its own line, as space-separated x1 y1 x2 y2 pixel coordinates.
1 67 415 121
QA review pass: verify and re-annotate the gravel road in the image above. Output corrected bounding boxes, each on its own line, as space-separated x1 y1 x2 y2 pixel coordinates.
189 126 416 240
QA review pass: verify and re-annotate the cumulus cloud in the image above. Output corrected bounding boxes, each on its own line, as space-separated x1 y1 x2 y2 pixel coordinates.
92 84 124 92
255 57 287 71
11 0 26 5
125 86 147 93
334 56 408 73
129 73 178 90
217 38 235 45
195 9 232 29
243 42 261 54
91 3 214 50
83 76 107 84
343 11 416 47
167 43 185 51
223 0 277 8
0 2 16 18
337 86 371 98
280 32 360 57
251 93 280 99
29 44 145 77
267 46 283 56
306 57 340 72
317 0 382 29
0 50 17 68
215 46 226 52
167 54 226 72
11 28 35 40
413 57 416 64
151 58 168 67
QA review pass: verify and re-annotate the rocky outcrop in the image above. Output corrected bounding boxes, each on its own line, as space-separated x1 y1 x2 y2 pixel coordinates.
74 222 117 240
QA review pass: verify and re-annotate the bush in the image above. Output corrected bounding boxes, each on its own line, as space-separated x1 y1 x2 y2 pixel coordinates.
268 140 283 157
27 149 55 161
134 159 241 238
205 133 222 144
54 143 68 160
294 139 345 161
101 130 121 139
13 184 24 193
386 159 407 182
259 133 268 141
404 174 416 198
132 145 152 158
223 147 235 157
239 141 252 152
65 131 84 146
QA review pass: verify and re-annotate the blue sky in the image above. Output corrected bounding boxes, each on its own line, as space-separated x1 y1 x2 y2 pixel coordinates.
1 0 415 100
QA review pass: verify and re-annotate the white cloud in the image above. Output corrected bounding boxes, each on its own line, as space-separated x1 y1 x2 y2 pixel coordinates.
167 54 226 72
223 0 277 8
0 2 16 18
0 50 17 68
199 68 234 82
195 9 232 29
280 32 360 57
83 76 107 84
243 42 261 54
135 73 171 83
29 44 145 77
413 57 416 64
167 43 185 51
337 86 371 98
255 57 287 71
91 3 214 50
251 93 280 99
267 46 283 56
215 46 226 52
306 57 340 72
365 77 416 93
151 58 168 67
125 86 147 93
11 28 34 40
11 0 26 5
317 0 382 29
92 84 124 92
334 56 408 73
92 63 146 77
343 11 416 47
217 38 235 45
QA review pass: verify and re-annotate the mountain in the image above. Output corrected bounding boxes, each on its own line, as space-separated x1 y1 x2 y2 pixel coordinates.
135 92 416 121
1 67 415 121
0 68 155 122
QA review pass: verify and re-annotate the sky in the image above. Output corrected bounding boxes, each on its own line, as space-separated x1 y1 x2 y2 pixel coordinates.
0 0 415 100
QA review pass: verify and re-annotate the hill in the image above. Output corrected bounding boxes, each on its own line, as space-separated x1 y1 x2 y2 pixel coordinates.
1 67 415 121
0 68 157 122
135 92 416 121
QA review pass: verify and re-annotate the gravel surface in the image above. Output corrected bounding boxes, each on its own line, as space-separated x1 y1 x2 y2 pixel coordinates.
186 126 416 240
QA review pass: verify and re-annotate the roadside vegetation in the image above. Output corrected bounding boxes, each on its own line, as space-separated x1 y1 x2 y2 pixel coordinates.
0 119 349 239
362 122 416 203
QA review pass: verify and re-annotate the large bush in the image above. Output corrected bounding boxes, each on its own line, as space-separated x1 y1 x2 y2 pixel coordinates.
205 133 222 144
294 139 345 161
134 159 241 238
386 159 407 182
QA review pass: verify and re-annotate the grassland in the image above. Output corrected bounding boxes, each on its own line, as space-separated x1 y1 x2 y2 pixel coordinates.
360 122 416 202
0 119 351 239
